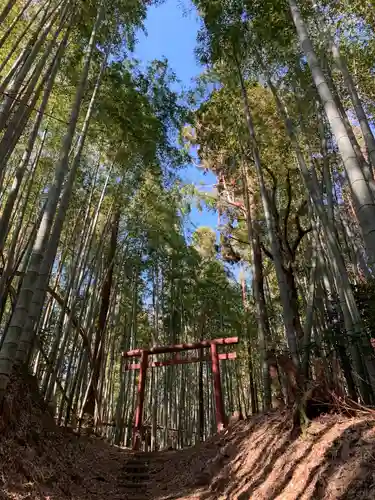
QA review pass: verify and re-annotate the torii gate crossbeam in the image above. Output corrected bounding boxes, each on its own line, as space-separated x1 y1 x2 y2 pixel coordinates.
122 336 238 450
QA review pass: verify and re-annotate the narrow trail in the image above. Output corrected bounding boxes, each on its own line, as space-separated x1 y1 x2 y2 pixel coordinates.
119 454 151 499
2 375 375 499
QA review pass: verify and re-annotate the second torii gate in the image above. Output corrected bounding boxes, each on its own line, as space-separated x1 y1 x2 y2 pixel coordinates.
122 336 238 450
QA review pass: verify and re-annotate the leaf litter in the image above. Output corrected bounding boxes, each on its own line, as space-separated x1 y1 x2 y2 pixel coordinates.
1 374 375 499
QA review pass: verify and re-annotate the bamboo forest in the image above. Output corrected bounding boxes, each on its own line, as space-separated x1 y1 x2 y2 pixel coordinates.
2 0 375 499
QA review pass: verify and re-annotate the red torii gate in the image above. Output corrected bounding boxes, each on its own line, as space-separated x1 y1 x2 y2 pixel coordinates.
122 336 238 450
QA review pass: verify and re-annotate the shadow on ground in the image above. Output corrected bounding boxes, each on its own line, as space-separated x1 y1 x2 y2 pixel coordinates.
149 412 375 500
2 375 375 500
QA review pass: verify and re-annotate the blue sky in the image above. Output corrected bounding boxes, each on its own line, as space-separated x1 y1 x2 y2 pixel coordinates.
135 0 218 239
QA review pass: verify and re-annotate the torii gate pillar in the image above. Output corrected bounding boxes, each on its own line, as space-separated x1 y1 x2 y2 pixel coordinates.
210 342 226 431
132 350 148 450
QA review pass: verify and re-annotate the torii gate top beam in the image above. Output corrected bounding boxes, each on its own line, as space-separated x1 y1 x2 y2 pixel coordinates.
124 352 236 371
122 336 238 358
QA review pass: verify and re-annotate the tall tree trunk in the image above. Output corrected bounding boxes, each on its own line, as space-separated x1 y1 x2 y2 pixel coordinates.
197 312 205 441
0 0 17 25
310 0 375 170
15 57 106 365
266 72 374 401
83 208 120 418
288 0 375 268
0 0 33 51
0 2 104 402
241 165 271 408
235 53 299 369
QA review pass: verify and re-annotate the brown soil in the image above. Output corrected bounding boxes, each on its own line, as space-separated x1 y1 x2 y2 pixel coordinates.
150 411 375 500
1 375 375 499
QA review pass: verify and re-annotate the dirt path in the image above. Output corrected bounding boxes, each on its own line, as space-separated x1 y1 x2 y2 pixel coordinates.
1 375 375 499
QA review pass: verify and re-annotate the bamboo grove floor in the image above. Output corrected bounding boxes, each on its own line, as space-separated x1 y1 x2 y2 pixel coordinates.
1 375 375 499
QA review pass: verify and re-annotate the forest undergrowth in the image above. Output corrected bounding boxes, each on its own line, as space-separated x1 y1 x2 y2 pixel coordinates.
1 373 375 500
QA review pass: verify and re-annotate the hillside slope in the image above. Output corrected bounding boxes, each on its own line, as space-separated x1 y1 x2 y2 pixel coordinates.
1 375 375 499
149 412 375 499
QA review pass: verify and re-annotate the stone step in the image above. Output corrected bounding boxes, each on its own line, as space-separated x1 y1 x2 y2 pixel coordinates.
124 467 148 470
119 481 149 489
125 458 149 464
124 463 148 469
124 496 149 500
126 478 147 482
124 471 149 478
125 497 149 500
123 468 148 474
121 474 149 480
124 461 148 467
123 479 149 485
124 462 149 469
